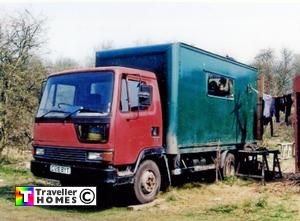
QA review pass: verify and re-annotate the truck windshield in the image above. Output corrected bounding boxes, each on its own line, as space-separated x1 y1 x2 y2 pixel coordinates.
37 71 114 118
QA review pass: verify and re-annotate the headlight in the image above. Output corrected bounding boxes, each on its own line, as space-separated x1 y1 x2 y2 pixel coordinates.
35 148 45 155
87 151 113 162
76 124 109 143
87 152 102 160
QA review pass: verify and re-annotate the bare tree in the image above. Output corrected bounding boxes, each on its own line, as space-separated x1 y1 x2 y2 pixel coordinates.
253 48 296 96
83 41 115 68
275 48 295 95
253 48 276 95
47 57 79 73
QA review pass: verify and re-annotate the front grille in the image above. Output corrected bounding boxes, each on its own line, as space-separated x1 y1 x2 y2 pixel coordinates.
35 147 87 162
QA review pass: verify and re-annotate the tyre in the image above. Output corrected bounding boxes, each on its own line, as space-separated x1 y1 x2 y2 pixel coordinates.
223 153 236 178
133 160 161 204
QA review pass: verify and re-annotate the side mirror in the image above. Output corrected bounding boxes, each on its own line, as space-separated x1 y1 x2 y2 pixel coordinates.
138 84 152 108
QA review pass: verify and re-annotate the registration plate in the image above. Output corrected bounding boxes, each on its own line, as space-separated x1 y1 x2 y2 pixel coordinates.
50 164 71 175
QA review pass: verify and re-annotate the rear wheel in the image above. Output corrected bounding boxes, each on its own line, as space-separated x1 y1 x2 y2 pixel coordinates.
223 153 236 177
133 160 161 204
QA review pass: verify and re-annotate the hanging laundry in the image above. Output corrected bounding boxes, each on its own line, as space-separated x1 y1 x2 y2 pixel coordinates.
270 97 275 117
274 97 281 122
284 93 293 126
263 94 274 136
274 96 286 123
263 94 273 118
263 116 274 136
249 84 293 127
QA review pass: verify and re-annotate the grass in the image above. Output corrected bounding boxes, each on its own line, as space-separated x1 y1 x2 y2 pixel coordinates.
1 161 300 221
209 204 238 214
204 194 297 221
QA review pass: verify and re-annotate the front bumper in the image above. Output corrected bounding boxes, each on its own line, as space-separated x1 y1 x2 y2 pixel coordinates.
31 159 118 185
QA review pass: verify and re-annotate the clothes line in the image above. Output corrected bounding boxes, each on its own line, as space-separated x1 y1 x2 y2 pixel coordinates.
248 84 275 119
248 84 293 97
247 84 293 138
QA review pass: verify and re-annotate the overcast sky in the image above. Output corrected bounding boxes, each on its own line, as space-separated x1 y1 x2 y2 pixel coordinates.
1 1 300 66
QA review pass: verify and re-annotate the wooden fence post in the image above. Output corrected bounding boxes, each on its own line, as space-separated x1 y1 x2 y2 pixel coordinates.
256 74 264 140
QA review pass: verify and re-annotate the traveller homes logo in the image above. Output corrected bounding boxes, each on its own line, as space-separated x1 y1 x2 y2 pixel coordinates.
15 186 97 206
16 187 34 206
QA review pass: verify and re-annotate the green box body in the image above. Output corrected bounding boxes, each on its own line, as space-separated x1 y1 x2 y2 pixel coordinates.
96 43 258 154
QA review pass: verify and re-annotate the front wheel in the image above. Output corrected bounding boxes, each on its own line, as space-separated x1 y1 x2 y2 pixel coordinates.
133 160 161 204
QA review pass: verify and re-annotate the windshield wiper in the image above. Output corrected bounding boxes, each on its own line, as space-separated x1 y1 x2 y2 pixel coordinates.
38 109 69 119
63 107 105 120
63 106 84 120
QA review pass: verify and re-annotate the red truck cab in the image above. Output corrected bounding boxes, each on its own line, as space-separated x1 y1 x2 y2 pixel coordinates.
31 67 165 203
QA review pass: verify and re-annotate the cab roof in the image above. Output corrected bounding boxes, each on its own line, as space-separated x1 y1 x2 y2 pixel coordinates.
48 66 157 79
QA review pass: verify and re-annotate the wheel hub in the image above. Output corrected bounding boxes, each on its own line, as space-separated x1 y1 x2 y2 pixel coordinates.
141 170 156 194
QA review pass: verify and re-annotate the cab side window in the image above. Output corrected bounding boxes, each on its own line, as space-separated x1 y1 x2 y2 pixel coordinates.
120 78 129 112
120 77 142 112
128 80 139 111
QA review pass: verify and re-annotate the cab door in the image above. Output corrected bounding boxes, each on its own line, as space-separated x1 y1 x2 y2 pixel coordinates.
114 74 162 165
